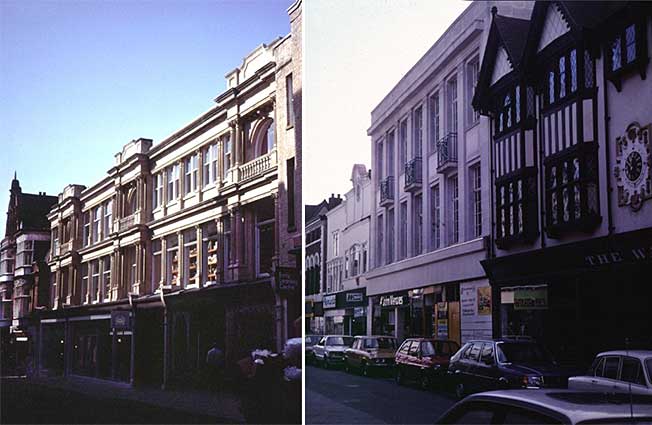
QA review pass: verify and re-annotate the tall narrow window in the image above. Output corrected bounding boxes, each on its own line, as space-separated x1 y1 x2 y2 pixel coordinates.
399 201 407 260
286 74 295 126
185 154 198 194
287 157 296 229
91 260 100 303
265 120 275 154
466 59 480 125
386 131 395 179
153 173 163 208
625 24 636 63
83 212 90 247
167 235 179 286
430 92 440 152
183 229 198 287
152 239 161 292
413 194 423 255
223 135 232 178
377 141 384 182
447 77 458 134
223 215 231 270
203 144 218 187
377 214 384 267
399 120 408 169
559 56 566 99
387 208 395 264
413 106 423 158
612 36 622 71
430 184 441 250
333 231 340 257
471 164 482 238
448 175 459 245
570 49 577 93
101 256 111 301
81 263 89 304
103 200 112 239
167 164 179 202
92 206 101 243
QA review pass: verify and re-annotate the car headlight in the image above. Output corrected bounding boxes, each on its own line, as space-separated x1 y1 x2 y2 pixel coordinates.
524 375 543 388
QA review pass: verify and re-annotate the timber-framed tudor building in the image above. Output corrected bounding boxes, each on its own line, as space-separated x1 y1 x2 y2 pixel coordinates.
1 1 302 387
473 1 652 365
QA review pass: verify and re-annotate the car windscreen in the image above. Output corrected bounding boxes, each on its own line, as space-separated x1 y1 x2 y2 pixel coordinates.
364 338 396 349
496 342 554 364
647 358 652 384
305 336 319 346
326 337 354 346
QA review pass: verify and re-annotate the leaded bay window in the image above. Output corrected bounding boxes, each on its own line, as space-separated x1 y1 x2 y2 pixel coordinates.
605 19 649 90
543 49 580 109
495 168 538 248
544 143 600 237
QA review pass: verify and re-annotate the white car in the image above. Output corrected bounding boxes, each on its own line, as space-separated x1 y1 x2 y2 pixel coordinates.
312 335 354 369
568 350 652 395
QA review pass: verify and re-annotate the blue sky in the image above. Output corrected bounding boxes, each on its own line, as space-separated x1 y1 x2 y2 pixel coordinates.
0 0 291 236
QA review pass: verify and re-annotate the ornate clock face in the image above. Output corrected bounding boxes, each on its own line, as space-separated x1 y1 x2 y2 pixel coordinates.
615 123 651 211
625 151 643 182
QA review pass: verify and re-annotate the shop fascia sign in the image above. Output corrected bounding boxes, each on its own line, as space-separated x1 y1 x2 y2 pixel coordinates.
345 292 364 303
380 294 407 308
323 294 337 309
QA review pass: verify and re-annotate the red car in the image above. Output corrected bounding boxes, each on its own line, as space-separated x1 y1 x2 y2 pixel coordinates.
395 338 460 390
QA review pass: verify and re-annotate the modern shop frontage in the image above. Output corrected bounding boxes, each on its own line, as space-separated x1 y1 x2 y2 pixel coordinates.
370 279 493 345
322 288 367 336
482 228 652 367
305 299 324 335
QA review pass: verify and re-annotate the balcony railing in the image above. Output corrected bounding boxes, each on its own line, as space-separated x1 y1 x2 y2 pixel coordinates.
437 132 458 172
404 157 422 192
117 214 140 232
239 150 277 181
379 176 394 206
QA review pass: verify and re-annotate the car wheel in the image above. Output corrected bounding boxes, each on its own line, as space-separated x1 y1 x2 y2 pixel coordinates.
455 382 466 399
361 361 369 377
420 373 431 390
395 366 404 385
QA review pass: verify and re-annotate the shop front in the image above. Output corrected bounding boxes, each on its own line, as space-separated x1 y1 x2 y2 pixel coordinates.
483 228 652 367
322 289 367 336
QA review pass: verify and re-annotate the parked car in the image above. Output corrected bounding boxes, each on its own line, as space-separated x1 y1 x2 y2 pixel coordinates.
305 335 322 365
312 335 354 369
344 335 397 376
448 339 576 399
437 389 652 424
395 338 460 389
568 350 652 395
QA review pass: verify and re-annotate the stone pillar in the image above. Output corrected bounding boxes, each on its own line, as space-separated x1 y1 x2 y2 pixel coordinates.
217 137 224 188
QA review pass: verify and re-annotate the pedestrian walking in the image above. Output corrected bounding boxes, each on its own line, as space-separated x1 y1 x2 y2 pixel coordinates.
205 342 224 391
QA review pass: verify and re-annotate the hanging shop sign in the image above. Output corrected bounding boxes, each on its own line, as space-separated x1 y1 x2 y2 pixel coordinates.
323 295 337 309
111 310 131 330
514 287 548 310
380 294 408 308
276 267 299 292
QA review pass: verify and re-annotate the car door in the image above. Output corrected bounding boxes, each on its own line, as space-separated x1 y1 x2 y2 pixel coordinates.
406 341 421 380
463 342 483 393
569 356 606 391
617 356 650 395
351 339 362 367
475 342 498 391
396 340 410 371
314 337 326 360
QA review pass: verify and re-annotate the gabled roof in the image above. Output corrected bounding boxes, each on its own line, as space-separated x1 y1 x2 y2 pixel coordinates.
5 176 58 237
305 201 329 224
473 8 531 113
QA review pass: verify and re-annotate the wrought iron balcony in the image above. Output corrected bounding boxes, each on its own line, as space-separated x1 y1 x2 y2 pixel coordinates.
379 176 394 207
404 157 422 192
437 132 458 172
